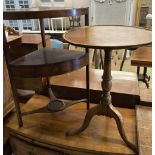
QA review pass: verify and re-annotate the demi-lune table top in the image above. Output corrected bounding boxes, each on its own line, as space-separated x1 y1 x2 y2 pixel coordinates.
63 25 152 49
3 7 88 20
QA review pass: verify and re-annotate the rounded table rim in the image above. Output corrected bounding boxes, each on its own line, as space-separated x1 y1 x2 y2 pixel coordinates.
63 25 152 50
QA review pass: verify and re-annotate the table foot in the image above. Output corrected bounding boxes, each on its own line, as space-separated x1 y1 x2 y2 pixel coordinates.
66 103 138 153
109 104 138 153
66 105 99 136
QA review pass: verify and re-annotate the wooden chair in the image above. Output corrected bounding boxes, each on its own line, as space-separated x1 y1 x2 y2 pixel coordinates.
131 46 152 88
3 7 90 127
92 49 104 69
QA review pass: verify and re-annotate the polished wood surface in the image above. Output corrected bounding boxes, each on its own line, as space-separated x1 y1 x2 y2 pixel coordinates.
136 106 152 155
10 48 88 78
8 34 51 94
50 68 140 108
63 26 152 49
131 47 152 67
62 25 152 153
7 95 137 155
3 7 89 129
3 7 89 20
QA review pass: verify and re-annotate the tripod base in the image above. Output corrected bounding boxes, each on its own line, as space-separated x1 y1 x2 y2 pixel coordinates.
66 102 138 154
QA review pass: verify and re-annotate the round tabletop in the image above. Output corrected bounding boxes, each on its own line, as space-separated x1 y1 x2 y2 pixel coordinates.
63 25 152 49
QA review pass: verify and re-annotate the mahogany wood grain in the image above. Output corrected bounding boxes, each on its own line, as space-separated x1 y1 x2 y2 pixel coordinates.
63 26 152 49
3 35 26 117
62 25 152 153
131 47 152 67
3 7 89 129
9 48 89 78
7 95 137 155
8 34 51 95
3 7 89 20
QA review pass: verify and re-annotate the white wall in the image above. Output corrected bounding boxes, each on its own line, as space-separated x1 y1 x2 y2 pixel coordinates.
89 0 137 26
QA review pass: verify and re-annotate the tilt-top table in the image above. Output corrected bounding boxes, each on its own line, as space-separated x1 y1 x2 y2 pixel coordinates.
63 25 152 153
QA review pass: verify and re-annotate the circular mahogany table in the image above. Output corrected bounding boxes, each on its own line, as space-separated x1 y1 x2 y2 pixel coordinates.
63 25 152 153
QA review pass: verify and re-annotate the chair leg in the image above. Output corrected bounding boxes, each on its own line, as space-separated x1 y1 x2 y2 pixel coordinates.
137 66 140 75
99 49 104 69
120 49 127 71
10 76 23 127
94 50 100 69
137 67 150 88
86 48 90 110
92 49 96 63
143 67 149 88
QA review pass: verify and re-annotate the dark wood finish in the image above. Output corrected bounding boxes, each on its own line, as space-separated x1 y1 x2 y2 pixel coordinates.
8 34 51 61
11 34 51 97
136 105 152 155
3 29 23 127
14 34 51 92
3 7 89 130
8 34 51 95
3 7 89 20
131 47 152 88
7 95 137 155
4 56 15 117
131 47 152 67
120 49 127 71
85 12 90 110
50 68 140 108
137 67 150 88
63 25 152 153
10 48 88 78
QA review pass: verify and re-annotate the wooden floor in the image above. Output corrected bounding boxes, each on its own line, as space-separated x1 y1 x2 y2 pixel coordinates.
7 95 137 155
